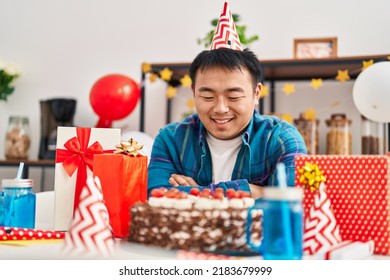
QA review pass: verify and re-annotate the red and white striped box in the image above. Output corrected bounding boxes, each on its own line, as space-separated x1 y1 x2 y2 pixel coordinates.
311 240 375 260
295 155 390 255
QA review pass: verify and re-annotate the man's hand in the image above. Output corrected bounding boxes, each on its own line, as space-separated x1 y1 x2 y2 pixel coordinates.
169 174 199 187
249 183 264 199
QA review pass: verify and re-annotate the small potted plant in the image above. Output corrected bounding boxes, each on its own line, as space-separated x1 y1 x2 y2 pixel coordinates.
197 13 259 48
0 58 21 101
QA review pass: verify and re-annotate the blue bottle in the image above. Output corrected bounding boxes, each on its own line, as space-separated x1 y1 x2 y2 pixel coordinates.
247 187 304 260
1 179 36 228
0 191 4 226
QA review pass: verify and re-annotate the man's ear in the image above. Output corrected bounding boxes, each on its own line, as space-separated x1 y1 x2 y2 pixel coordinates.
255 83 262 105
191 84 195 96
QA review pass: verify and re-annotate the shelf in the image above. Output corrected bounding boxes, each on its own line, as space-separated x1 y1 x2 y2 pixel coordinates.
0 159 55 167
139 54 390 140
259 54 388 80
142 54 389 84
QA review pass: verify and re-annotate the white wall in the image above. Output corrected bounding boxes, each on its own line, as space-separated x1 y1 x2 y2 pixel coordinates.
1 0 390 190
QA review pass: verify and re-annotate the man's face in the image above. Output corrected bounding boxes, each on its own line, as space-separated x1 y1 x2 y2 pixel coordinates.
192 67 261 140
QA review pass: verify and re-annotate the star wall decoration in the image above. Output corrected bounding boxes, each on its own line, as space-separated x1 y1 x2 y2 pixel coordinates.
160 67 173 81
283 83 295 95
310 78 323 90
260 85 269 98
336 70 350 83
148 73 158 83
180 74 192 87
166 86 177 99
304 107 316 121
186 98 195 109
142 63 152 73
281 113 293 124
362 59 374 71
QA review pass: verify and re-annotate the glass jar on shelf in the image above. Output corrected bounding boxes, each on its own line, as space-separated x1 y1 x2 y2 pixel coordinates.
4 116 31 160
293 114 319 155
325 113 352 155
361 115 388 154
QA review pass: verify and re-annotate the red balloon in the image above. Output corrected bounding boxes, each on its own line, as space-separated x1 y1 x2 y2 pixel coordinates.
89 74 140 128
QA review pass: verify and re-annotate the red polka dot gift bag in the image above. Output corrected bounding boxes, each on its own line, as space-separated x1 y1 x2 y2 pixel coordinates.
295 155 390 255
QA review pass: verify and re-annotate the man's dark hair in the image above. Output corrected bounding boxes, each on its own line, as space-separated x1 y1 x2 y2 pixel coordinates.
189 48 263 90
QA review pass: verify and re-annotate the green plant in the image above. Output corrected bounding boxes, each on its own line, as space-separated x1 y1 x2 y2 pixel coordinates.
0 58 21 101
197 14 259 48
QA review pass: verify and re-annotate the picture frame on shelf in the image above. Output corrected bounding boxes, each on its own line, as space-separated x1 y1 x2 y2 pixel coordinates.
294 37 338 59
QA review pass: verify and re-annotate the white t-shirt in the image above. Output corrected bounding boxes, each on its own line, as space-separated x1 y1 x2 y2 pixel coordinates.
206 132 242 183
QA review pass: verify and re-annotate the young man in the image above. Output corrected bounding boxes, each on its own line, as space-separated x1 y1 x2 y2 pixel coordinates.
148 48 307 198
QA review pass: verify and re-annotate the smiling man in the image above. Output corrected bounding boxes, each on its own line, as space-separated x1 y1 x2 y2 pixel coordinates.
147 48 307 199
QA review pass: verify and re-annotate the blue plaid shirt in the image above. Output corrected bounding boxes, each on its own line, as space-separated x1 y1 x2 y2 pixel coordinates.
148 111 307 196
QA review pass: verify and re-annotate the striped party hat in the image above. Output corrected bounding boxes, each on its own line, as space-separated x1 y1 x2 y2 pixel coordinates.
303 182 342 255
210 2 243 51
62 176 115 257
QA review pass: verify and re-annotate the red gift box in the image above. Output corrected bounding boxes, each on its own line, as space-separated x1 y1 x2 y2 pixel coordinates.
295 155 390 255
93 154 148 238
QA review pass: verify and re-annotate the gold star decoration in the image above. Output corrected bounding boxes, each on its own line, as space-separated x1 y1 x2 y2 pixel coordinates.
362 59 374 71
148 73 158 83
304 107 316 121
282 83 295 95
160 67 173 81
166 86 177 99
180 74 192 87
281 113 293 124
336 70 350 83
310 78 323 90
142 63 152 73
260 85 269 98
186 98 195 109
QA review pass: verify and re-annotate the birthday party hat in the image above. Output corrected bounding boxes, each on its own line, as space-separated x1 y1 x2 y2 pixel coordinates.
303 182 342 255
210 2 243 51
62 176 115 257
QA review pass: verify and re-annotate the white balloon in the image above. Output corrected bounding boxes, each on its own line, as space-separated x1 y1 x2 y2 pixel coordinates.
353 61 390 123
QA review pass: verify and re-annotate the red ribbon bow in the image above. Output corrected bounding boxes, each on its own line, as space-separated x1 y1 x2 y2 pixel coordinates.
55 128 114 212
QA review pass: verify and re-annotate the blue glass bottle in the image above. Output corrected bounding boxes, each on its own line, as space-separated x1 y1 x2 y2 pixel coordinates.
0 191 4 226
247 187 303 260
1 179 36 228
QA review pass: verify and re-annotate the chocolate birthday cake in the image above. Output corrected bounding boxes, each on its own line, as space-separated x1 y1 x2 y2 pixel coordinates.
128 187 262 253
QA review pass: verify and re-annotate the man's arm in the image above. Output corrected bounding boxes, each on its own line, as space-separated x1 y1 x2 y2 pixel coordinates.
168 173 259 198
148 126 253 197
265 122 307 187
